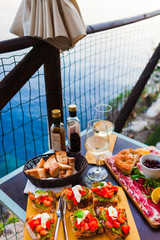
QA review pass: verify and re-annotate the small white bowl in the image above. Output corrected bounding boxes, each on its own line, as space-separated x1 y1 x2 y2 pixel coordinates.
140 154 160 180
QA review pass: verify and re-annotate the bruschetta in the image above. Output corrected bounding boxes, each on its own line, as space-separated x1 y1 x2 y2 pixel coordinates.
96 206 130 240
28 190 56 213
26 212 55 240
70 208 103 238
61 185 93 210
91 182 118 208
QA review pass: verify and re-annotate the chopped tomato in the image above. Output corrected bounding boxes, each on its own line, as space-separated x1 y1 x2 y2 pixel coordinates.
108 192 114 198
40 196 47 202
75 221 81 230
29 220 35 229
91 217 98 222
70 196 74 201
29 219 40 229
90 226 96 232
113 221 120 228
118 217 125 224
91 183 118 198
51 218 55 224
80 190 86 196
66 189 73 199
35 225 43 233
80 225 85 232
73 199 78 205
40 229 48 236
122 225 130 234
96 190 103 197
104 193 109 198
106 220 113 228
87 212 93 220
46 220 51 230
85 218 89 223
90 187 99 192
84 223 89 231
29 194 35 201
101 188 107 195
80 220 85 226
47 196 53 201
35 198 41 204
33 219 40 226
90 220 98 227
43 200 51 206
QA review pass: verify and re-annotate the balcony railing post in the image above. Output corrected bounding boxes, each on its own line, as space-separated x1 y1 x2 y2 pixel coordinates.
44 45 63 149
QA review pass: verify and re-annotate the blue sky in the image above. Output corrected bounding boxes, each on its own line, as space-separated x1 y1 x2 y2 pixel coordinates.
0 0 159 40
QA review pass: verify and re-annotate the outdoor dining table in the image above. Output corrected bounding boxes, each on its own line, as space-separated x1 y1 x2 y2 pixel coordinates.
0 131 160 240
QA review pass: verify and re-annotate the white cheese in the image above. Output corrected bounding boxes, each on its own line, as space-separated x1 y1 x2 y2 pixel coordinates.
108 206 118 218
33 213 50 229
72 185 83 203
77 210 89 225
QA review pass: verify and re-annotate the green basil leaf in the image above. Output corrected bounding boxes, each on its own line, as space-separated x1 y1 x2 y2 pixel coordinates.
99 182 104 187
76 210 84 218
35 189 46 194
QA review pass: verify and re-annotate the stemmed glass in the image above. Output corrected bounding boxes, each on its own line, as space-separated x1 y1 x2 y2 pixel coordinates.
85 119 109 181
94 104 114 157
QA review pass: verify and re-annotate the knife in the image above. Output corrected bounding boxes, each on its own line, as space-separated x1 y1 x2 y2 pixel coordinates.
54 198 61 240
60 196 68 240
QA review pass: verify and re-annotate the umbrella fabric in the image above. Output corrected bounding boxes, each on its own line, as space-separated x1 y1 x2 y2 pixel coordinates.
10 0 86 51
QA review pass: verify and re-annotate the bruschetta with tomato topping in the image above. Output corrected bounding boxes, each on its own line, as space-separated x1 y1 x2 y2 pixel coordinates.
96 206 130 240
61 185 93 211
70 208 103 238
26 212 55 240
28 190 56 213
91 182 118 208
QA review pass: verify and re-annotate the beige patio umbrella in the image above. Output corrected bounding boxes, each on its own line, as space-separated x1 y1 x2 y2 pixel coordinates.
10 0 86 51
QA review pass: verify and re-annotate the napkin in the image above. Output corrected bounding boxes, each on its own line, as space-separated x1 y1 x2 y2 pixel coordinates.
24 179 71 194
10 0 86 51
85 133 117 165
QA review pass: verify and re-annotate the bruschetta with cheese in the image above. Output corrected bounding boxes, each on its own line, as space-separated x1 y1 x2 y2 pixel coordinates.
26 212 55 240
70 208 103 238
96 206 130 240
61 185 93 211
28 190 56 213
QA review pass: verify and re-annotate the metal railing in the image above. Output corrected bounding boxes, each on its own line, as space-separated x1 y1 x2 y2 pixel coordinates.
0 9 160 240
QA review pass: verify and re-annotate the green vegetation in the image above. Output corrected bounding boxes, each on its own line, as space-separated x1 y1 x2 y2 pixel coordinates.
145 125 160 146
0 216 19 235
108 61 160 145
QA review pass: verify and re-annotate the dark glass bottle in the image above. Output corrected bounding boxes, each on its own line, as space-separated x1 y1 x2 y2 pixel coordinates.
50 109 66 152
67 105 81 152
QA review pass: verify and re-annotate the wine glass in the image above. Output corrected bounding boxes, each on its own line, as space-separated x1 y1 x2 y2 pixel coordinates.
85 119 109 181
94 104 114 158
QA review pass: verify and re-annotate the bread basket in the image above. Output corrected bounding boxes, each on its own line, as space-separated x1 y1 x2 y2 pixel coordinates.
23 152 88 188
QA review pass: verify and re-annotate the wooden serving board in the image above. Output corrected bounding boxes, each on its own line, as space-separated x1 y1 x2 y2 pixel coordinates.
105 156 160 228
23 188 140 240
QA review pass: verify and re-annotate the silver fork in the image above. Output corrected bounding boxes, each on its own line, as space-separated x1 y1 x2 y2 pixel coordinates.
54 198 61 240
60 196 68 240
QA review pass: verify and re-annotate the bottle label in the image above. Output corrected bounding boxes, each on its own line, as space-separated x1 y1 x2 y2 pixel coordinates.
51 133 61 151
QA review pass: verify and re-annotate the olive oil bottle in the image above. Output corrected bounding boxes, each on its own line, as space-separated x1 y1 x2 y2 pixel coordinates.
50 109 66 152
